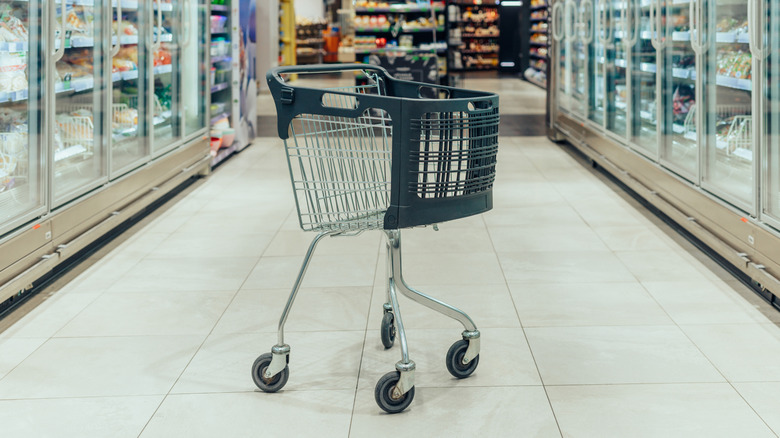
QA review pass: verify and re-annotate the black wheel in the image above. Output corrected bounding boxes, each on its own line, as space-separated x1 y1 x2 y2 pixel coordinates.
252 353 289 393
374 371 415 414
380 312 396 349
445 339 479 379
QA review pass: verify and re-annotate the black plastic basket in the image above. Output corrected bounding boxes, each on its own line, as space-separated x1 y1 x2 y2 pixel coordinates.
267 64 499 230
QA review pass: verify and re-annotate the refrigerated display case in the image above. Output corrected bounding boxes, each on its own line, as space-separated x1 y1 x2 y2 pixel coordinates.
0 2 44 237
0 0 211 308
548 0 780 305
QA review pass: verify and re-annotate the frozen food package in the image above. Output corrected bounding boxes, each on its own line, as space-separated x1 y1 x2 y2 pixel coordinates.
0 11 29 42
0 52 27 92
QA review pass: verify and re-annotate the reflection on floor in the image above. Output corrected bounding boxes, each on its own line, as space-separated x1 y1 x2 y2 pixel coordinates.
0 75 779 437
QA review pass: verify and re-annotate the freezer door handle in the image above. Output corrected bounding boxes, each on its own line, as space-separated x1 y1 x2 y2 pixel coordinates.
552 1 565 41
689 0 707 54
181 0 192 48
580 0 594 44
748 0 768 59
112 1 123 57
51 0 66 61
153 0 163 51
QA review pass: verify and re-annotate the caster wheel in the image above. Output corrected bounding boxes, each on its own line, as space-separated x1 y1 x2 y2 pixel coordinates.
252 353 289 393
380 312 395 349
374 371 415 414
445 339 479 379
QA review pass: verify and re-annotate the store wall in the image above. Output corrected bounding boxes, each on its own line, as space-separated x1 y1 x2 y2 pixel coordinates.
294 0 325 19
257 0 279 92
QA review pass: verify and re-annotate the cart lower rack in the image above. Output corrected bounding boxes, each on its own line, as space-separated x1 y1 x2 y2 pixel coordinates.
255 64 499 413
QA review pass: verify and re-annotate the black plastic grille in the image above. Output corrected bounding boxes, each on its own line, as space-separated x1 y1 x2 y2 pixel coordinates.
411 108 499 199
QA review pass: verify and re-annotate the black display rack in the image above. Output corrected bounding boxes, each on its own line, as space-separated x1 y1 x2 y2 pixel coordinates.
446 0 500 72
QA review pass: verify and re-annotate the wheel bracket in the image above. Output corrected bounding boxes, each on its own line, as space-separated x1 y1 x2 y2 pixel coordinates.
264 344 290 379
462 330 481 364
393 360 416 397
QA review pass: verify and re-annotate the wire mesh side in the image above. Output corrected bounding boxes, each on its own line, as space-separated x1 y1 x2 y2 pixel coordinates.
286 104 393 232
410 106 499 199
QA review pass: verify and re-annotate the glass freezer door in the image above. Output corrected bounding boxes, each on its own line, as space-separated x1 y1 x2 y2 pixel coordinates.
606 0 628 138
110 0 147 177
589 0 608 126
52 0 106 207
659 0 697 179
763 0 779 224
570 0 592 119
701 0 754 210
630 0 658 155
182 0 207 138
151 0 180 153
0 1 44 234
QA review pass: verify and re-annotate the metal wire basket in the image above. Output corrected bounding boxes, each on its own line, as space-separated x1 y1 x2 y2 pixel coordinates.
269 63 500 231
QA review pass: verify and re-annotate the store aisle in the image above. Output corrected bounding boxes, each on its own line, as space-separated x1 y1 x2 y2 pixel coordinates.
2 79 780 437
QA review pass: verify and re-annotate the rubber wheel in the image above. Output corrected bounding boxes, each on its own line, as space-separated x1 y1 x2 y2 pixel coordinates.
445 339 479 379
374 371 415 414
252 353 289 393
380 312 396 349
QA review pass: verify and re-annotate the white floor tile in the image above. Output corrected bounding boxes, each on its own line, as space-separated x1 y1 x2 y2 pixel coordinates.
0 293 102 339
511 282 673 327
367 283 521 330
615 250 712 283
0 396 163 438
140 391 354 438
173 330 364 394
212 287 371 334
681 324 780 382
55 291 235 337
733 382 780 435
243 253 378 290
350 386 561 438
107 256 258 293
358 328 542 389
642 281 775 325
0 336 203 399
526 325 724 385
498 250 637 284
490 223 609 253
547 383 775 438
0 337 47 379
148 231 276 259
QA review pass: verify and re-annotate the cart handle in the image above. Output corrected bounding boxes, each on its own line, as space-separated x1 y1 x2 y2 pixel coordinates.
267 63 392 83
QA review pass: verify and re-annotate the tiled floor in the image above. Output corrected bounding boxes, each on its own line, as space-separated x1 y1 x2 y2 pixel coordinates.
2 76 780 437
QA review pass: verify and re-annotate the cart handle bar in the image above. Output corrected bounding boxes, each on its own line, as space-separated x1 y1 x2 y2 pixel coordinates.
266 64 498 140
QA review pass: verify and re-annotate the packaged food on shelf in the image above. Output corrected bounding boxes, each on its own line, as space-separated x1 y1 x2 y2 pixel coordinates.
0 51 27 92
0 11 28 43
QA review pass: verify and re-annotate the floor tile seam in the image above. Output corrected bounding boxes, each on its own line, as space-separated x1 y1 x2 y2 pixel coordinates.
6 291 109 377
495 219 565 437
0 394 169 402
542 381 779 388
728 381 780 437
135 237 262 437
632 282 740 393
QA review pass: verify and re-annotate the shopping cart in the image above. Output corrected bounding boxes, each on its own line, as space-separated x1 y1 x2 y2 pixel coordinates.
255 64 499 413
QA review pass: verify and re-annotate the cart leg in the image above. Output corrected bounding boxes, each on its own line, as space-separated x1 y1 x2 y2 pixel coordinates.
384 229 481 370
255 230 338 390
380 240 396 349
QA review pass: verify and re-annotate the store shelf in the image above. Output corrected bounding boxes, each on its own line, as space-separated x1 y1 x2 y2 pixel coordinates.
461 34 499 38
531 4 548 10
211 4 229 12
211 55 231 63
211 82 230 93
354 5 444 13
529 53 547 59
356 47 446 55
530 18 548 22
450 1 499 6
0 42 28 52
210 111 231 125
460 50 498 54
355 27 444 33
211 141 238 167
154 64 173 75
529 41 548 46
0 89 29 103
